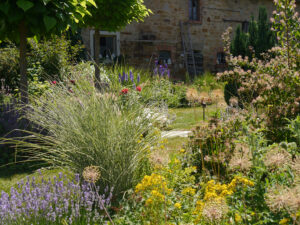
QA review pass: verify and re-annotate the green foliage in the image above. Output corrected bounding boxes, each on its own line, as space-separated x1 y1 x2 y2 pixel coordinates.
28 35 84 81
0 43 19 92
4 72 159 199
140 78 188 108
85 0 151 32
186 114 243 179
219 0 299 141
231 7 275 59
193 72 223 93
0 35 84 95
231 25 248 57
0 0 96 41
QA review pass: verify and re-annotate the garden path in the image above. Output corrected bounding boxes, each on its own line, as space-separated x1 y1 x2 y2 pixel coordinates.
161 130 192 138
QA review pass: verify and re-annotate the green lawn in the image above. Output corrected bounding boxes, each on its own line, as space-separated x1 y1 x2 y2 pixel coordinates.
168 103 225 130
0 168 69 193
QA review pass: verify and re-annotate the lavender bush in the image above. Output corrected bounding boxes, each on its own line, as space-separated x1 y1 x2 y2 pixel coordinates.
0 171 113 225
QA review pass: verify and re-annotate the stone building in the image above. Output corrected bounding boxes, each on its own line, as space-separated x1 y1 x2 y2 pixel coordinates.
81 0 299 78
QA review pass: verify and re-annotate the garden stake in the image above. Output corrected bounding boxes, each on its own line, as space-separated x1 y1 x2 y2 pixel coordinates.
201 102 207 121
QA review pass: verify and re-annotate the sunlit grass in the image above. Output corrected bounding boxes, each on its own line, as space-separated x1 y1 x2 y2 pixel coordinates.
0 168 68 193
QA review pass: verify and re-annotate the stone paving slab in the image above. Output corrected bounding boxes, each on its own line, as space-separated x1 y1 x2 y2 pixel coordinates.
161 130 192 138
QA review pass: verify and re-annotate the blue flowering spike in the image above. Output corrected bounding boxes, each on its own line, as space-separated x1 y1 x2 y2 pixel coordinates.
133 83 136 90
137 74 140 84
130 70 134 83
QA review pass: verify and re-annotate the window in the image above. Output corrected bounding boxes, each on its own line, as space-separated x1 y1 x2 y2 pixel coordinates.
159 50 172 64
99 36 116 59
242 21 249 33
217 52 226 64
189 0 199 21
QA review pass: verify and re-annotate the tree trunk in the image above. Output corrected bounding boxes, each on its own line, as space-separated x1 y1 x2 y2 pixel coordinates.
19 21 28 104
94 28 101 90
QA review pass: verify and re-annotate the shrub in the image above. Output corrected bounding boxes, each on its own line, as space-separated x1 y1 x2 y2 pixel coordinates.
6 73 158 199
193 72 222 92
186 112 244 179
28 35 84 82
231 7 276 59
0 43 19 92
218 0 300 141
141 78 188 108
0 35 84 93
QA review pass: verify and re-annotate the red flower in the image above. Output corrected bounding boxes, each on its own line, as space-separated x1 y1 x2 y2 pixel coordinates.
121 88 129 94
51 80 57 85
70 80 76 85
136 86 142 92
68 88 74 93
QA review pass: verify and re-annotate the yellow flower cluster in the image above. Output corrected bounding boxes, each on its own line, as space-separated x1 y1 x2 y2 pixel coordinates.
204 176 254 202
181 187 196 196
135 173 173 206
174 202 182 209
193 176 254 223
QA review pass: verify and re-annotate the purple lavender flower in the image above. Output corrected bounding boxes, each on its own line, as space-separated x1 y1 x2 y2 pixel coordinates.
0 172 113 224
159 65 163 76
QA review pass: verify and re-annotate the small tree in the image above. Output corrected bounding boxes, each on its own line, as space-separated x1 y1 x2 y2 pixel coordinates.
231 25 248 57
84 0 151 89
0 0 96 103
231 7 275 59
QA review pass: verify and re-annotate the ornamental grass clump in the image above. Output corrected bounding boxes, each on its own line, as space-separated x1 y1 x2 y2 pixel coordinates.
5 73 158 199
0 171 113 225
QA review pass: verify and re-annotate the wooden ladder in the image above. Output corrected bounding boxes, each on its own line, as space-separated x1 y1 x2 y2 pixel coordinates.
180 21 197 76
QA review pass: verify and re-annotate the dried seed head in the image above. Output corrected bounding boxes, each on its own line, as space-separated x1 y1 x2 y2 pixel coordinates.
263 146 291 169
202 199 228 222
83 166 101 183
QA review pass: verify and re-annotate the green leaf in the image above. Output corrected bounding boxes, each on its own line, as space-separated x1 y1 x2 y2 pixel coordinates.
42 0 51 5
86 0 97 7
43 16 57 32
0 2 10 15
16 0 34 12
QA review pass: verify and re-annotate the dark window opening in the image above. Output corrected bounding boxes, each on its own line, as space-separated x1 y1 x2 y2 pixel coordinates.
217 52 226 64
158 50 172 64
242 21 249 33
189 0 199 21
97 36 116 59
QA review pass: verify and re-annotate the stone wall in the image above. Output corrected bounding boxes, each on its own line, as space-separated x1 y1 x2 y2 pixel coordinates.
82 0 299 78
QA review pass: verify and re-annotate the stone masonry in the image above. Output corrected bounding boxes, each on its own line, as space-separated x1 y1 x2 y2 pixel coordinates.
81 0 300 78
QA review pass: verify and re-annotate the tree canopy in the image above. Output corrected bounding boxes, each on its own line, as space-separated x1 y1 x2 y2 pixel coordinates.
0 0 96 41
0 0 96 103
85 0 151 31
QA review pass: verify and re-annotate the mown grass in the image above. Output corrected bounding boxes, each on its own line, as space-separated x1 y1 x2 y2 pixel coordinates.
0 168 69 193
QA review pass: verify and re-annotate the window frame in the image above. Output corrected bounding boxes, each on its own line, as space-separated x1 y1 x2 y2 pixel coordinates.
188 0 201 22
